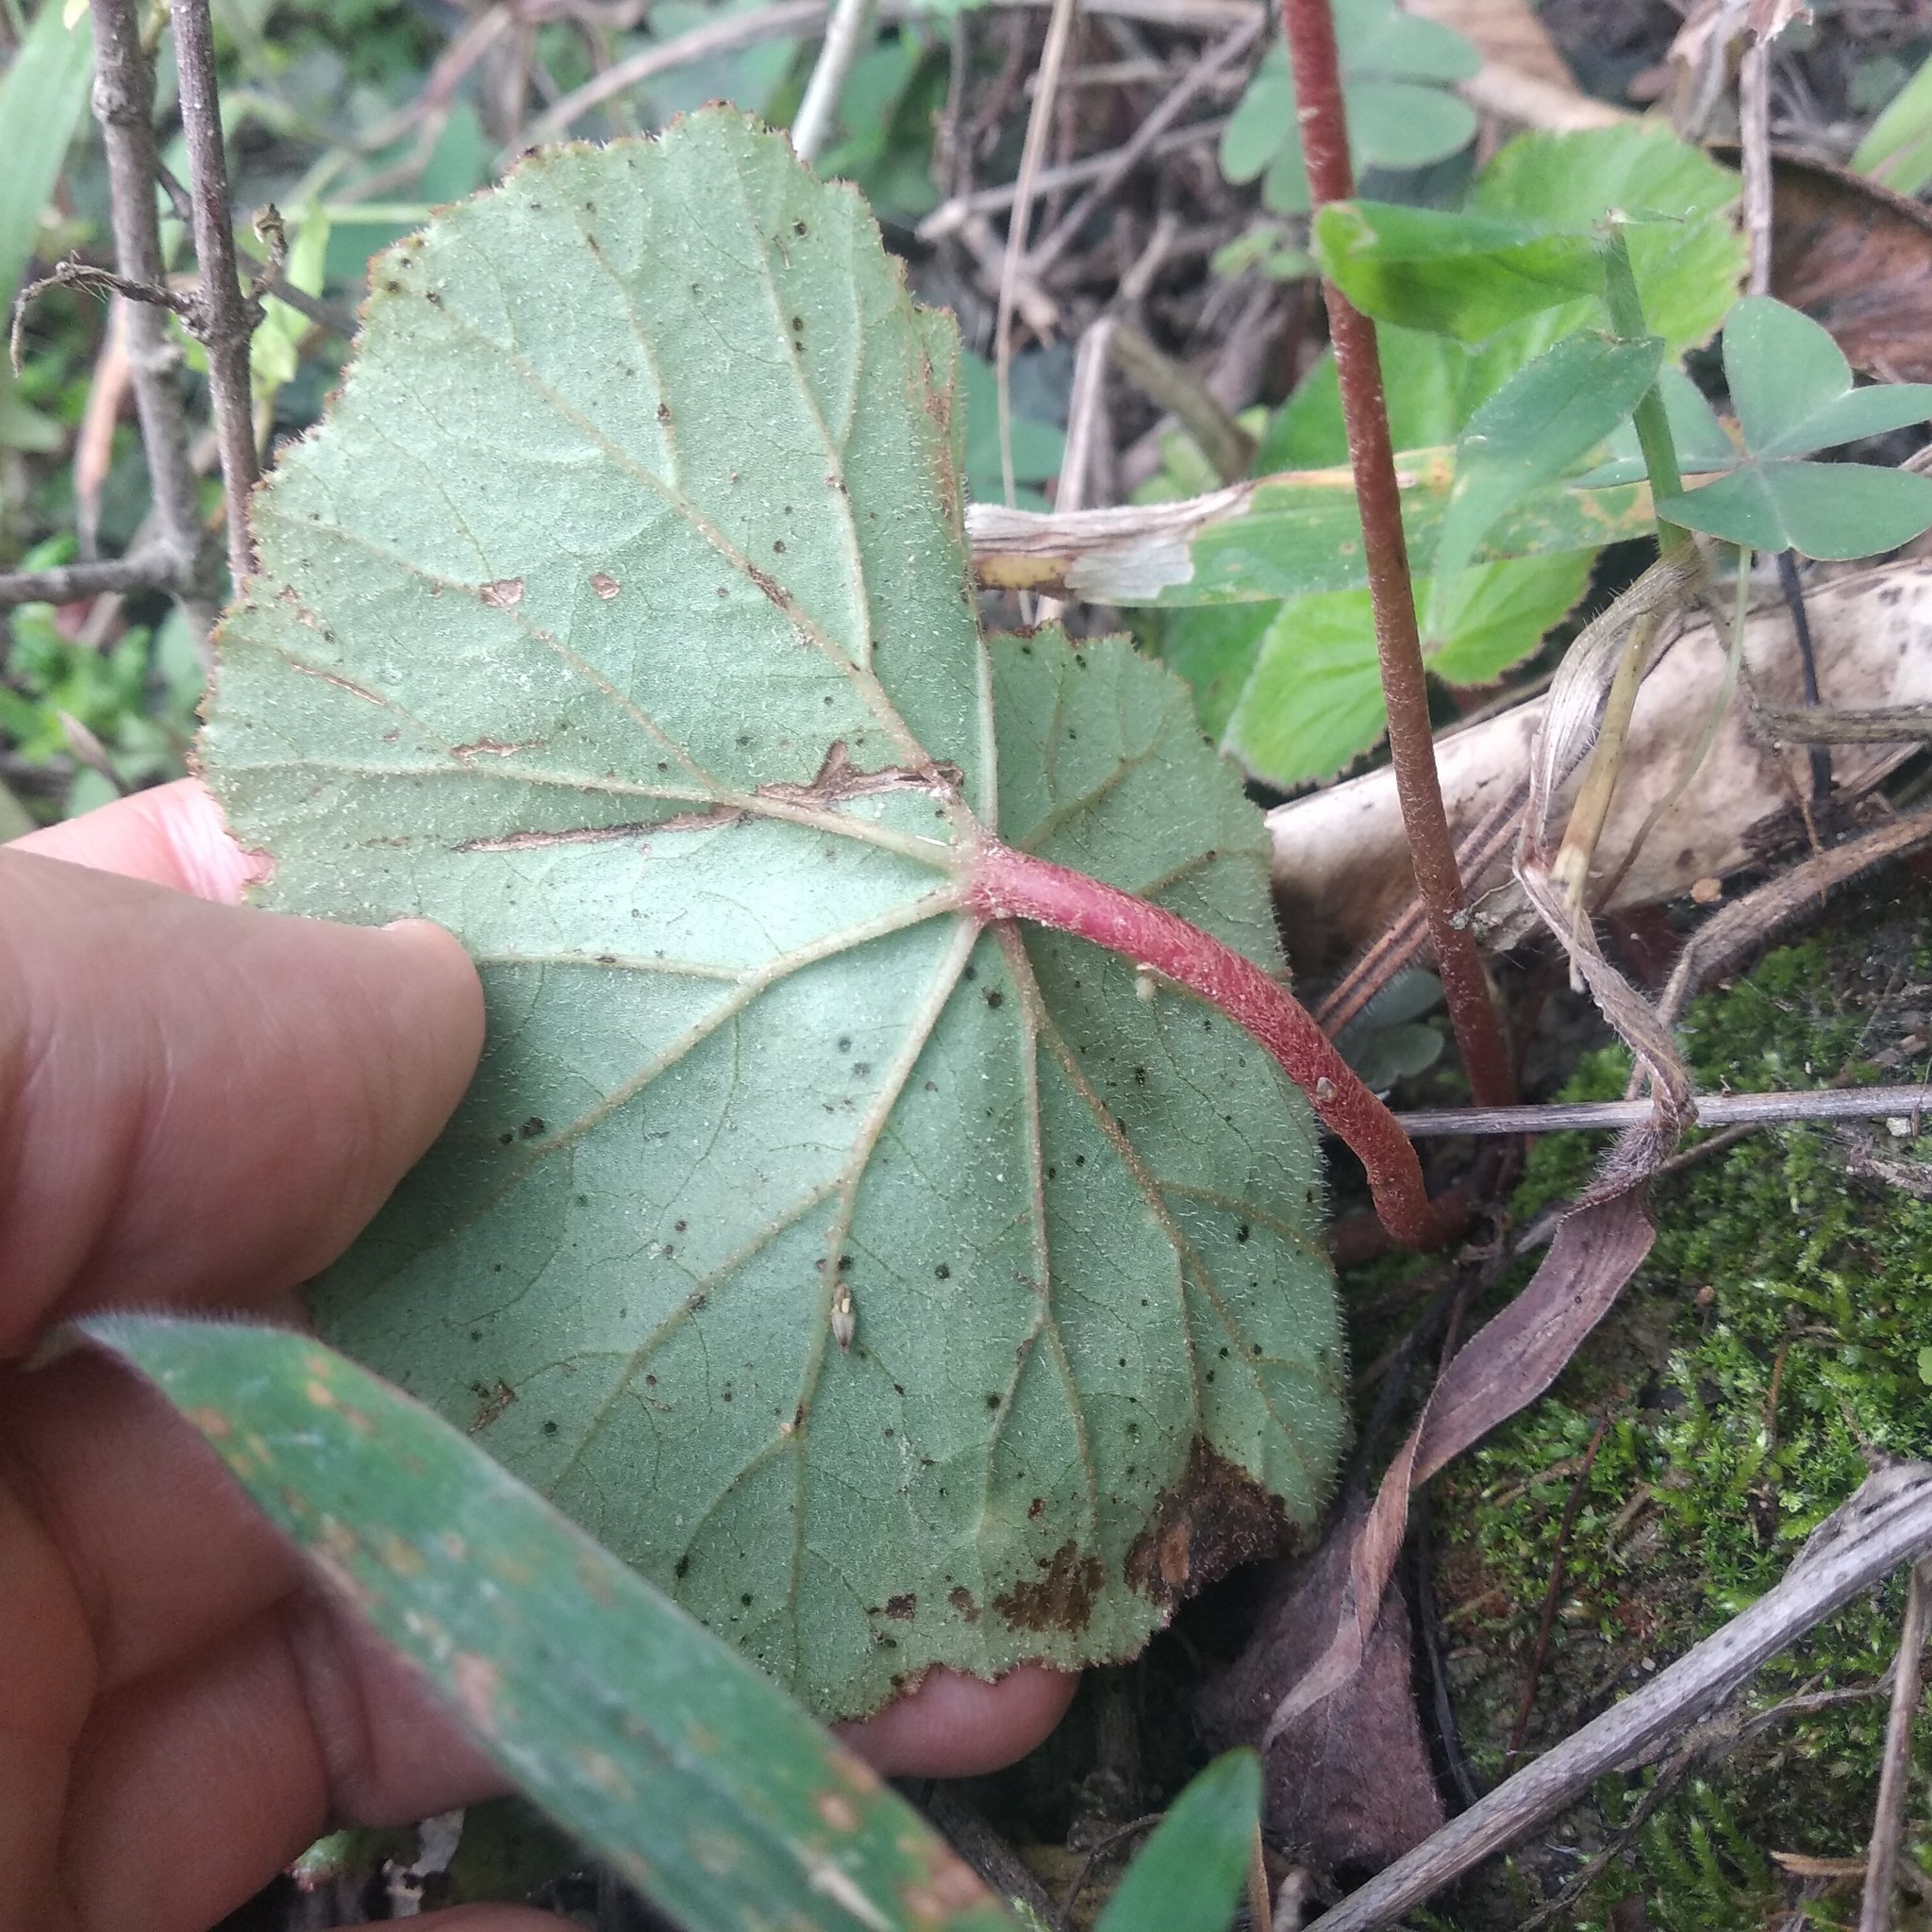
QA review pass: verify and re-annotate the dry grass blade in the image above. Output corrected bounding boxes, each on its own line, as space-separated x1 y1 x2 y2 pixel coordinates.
1259 1189 1656 1749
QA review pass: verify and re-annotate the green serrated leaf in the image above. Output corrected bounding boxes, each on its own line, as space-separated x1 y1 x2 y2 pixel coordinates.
1217 589 1387 787
1209 549 1586 789
1720 295 1932 458
1427 331 1661 632
1424 550 1591 685
1658 460 1932 559
1311 202 1605 345
1093 1751 1261 1932
85 1316 1018 1932
200 112 1344 1721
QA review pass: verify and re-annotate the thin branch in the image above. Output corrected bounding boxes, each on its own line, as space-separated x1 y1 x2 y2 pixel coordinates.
1757 701 1932 744
1282 0 1514 1108
524 0 1254 148
969 840 1457 1248
1022 11 1260 277
791 0 874 164
1392 1084 1932 1138
80 0 215 639
1107 322 1255 483
916 117 1226 241
0 542 189 608
171 0 263 586
1857 1557 1931 1932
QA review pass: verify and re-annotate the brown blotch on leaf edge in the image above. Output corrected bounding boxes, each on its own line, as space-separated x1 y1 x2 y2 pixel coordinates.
992 1541 1106 1634
1124 1439 1297 1612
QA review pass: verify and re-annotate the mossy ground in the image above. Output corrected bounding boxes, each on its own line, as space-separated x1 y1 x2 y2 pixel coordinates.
1394 888 1932 1928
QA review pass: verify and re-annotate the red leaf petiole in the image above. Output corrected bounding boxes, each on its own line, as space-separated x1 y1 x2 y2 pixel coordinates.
969 839 1457 1249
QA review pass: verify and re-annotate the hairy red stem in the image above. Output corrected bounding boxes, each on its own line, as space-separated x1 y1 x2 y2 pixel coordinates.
971 841 1454 1250
1282 0 1514 1109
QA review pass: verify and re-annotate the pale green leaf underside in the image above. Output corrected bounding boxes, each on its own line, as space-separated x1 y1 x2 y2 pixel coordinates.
201 113 1341 1719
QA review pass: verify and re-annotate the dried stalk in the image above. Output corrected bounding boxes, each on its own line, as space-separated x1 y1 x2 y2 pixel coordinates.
171 0 262 586
1281 0 1513 1108
995 0 1079 508
1393 1084 1932 1138
1857 1557 1931 1932
791 0 874 163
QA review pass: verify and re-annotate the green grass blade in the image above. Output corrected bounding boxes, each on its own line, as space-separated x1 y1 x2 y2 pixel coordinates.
0 0 95 318
1093 1751 1261 1932
84 1315 1018 1932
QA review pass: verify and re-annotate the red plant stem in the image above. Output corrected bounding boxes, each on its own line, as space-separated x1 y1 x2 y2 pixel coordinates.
971 841 1455 1250
1282 0 1514 1109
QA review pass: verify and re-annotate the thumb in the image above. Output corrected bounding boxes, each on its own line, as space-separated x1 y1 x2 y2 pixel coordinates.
0 844 483 1350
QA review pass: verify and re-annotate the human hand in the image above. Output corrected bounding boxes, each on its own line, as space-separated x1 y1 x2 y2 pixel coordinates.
0 778 1074 1932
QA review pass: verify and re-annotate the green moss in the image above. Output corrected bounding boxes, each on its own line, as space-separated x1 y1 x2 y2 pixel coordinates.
1423 908 1932 1927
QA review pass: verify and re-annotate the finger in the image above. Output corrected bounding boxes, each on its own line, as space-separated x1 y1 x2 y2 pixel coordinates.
0 851 483 1350
8 777 262 903
59 1599 513 1932
838 1663 1077 1777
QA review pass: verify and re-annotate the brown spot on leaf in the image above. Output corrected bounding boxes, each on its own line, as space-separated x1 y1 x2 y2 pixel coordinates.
947 1585 978 1621
468 1378 516 1433
883 1592 916 1620
815 1791 859 1832
1124 1440 1296 1612
452 1651 502 1729
992 1541 1105 1633
591 572 621 600
480 577 525 610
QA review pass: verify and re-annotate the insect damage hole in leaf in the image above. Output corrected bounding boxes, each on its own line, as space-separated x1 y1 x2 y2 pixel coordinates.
200 111 1346 1720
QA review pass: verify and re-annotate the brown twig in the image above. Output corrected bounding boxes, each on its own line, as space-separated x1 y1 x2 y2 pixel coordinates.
917 117 1227 240
170 0 262 587
1658 808 1932 1031
1282 0 1513 1108
1857 1556 1931 1932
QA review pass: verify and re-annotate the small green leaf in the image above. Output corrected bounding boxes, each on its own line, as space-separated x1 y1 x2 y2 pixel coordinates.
1222 0 1478 215
1219 590 1389 787
1093 1751 1261 1932
1918 1343 1932 1386
1721 296 1932 458
1343 81 1478 174
85 1316 1017 1932
1208 554 1584 788
1657 460 1932 559
1311 202 1604 343
1427 331 1661 632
